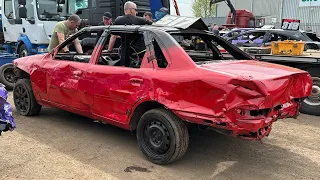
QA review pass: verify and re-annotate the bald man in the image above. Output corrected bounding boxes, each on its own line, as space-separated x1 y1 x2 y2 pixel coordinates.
113 1 152 26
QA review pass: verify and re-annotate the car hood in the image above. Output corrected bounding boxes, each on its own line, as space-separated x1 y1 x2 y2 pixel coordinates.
13 54 47 74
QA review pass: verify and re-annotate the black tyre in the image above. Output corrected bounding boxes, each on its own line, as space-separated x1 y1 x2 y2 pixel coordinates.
300 77 320 116
137 108 189 165
0 63 15 90
300 67 320 116
18 44 28 58
13 79 42 116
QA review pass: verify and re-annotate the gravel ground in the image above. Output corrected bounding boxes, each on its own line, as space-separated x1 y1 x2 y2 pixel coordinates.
1 92 320 180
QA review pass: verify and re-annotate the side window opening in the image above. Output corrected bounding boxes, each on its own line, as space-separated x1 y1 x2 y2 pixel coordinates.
92 0 96 8
248 32 265 43
68 0 89 14
14 0 19 18
4 0 14 19
152 39 168 69
26 0 35 19
242 34 250 40
96 33 121 66
171 33 225 64
54 30 103 63
97 31 147 68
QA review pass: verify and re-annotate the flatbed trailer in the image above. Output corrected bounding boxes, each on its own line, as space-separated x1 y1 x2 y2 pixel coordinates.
222 49 320 116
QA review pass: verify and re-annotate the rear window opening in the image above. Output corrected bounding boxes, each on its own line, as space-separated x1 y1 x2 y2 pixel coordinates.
169 32 253 65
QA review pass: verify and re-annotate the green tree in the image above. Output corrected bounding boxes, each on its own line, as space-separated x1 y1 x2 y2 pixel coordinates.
192 0 216 17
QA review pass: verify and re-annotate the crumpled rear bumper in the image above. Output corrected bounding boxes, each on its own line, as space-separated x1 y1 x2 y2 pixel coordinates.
174 98 302 140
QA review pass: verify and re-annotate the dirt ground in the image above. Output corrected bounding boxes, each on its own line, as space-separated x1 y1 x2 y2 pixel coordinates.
1 92 320 180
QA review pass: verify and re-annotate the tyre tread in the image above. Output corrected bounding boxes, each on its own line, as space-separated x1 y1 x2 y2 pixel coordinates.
137 108 189 164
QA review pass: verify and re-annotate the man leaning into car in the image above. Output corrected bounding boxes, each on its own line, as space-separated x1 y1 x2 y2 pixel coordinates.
48 14 83 54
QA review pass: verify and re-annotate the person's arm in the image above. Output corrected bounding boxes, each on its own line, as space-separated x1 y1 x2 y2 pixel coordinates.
146 19 153 25
74 38 83 54
107 34 119 52
72 28 83 54
138 17 153 25
55 23 68 52
107 17 122 52
57 33 68 52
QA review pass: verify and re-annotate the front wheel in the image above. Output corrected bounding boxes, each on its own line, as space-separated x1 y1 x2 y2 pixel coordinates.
137 108 189 165
18 44 28 58
13 79 42 116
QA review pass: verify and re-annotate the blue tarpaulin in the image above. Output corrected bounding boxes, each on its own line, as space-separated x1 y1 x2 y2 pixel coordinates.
150 0 163 18
0 83 16 135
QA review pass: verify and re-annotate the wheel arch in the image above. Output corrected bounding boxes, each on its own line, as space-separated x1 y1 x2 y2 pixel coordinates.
14 67 30 81
129 100 168 131
17 35 32 55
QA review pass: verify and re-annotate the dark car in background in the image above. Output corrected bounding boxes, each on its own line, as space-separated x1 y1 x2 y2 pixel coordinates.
227 29 320 50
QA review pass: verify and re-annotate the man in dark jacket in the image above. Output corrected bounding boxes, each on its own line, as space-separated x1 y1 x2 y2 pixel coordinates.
98 12 113 26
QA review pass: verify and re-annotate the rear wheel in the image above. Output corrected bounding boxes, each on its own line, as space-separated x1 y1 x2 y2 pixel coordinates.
13 79 42 116
137 108 189 165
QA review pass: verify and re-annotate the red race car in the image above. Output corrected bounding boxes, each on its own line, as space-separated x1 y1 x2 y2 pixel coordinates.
12 24 312 165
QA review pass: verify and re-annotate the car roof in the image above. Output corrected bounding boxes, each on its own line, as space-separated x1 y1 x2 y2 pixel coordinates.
81 25 207 34
244 28 301 35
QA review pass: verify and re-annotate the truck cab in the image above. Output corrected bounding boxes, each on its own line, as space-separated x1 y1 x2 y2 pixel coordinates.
1 0 170 57
1 0 74 57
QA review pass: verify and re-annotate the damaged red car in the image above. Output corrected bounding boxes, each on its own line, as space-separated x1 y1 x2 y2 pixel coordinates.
13 23 312 164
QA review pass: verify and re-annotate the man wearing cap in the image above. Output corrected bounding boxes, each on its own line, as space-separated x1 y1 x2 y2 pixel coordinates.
99 12 113 26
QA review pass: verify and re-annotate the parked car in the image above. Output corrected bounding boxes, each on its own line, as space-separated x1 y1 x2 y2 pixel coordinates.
12 25 312 165
221 28 253 39
227 29 320 50
301 31 320 42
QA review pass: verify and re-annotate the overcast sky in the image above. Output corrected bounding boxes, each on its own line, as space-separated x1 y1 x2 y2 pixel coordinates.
173 0 194 17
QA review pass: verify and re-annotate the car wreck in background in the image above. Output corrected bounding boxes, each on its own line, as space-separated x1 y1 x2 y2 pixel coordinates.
12 16 312 165
227 29 320 50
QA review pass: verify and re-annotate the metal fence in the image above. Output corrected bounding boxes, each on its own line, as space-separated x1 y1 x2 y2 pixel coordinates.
282 0 320 35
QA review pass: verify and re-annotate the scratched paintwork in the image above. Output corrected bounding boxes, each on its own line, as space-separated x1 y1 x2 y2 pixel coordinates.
13 25 312 140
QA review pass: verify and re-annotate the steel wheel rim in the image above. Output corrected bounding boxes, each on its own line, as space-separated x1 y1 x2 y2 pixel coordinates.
143 119 171 155
14 85 30 113
304 77 320 106
3 67 14 83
